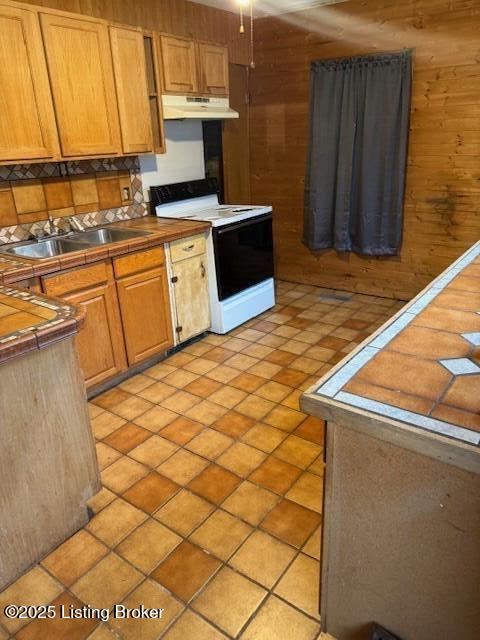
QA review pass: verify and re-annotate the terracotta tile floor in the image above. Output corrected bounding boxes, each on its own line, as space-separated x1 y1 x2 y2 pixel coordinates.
0 281 402 640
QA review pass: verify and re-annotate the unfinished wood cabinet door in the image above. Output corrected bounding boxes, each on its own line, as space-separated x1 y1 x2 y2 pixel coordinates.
0 4 59 164
43 262 127 388
40 12 121 157
110 25 153 154
172 254 210 343
117 266 173 365
160 35 198 94
198 43 229 96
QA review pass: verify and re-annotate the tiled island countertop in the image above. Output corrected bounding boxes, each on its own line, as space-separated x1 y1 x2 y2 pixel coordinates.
301 242 480 640
0 217 209 366
0 285 84 365
302 241 480 455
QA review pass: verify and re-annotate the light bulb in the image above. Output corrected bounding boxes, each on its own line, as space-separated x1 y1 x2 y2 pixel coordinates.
237 0 250 7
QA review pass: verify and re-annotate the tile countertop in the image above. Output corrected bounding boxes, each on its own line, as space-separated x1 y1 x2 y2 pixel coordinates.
301 241 480 449
0 217 210 285
0 216 210 365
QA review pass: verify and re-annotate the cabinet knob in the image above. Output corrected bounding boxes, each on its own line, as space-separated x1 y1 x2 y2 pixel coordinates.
183 244 195 252
201 262 206 279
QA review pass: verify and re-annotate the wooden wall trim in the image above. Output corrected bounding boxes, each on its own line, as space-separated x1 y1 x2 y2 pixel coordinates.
249 0 480 300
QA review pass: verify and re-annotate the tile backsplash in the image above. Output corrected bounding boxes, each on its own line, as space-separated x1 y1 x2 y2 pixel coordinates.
0 157 147 244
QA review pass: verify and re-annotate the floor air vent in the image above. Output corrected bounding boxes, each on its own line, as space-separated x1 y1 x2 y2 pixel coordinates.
319 293 352 302
371 624 403 640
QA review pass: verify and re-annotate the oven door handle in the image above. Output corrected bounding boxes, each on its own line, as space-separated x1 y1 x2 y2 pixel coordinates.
214 213 272 235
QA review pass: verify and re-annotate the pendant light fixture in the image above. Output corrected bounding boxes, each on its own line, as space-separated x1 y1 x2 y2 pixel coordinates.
237 0 255 69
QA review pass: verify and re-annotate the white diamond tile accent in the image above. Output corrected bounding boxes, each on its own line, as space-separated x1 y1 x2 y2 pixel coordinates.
461 332 480 346
439 358 480 375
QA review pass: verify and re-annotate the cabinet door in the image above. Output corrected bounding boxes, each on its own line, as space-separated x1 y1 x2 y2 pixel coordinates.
160 35 198 94
172 254 210 343
66 282 127 388
117 266 173 365
198 43 229 96
40 13 121 157
110 26 153 154
0 4 59 163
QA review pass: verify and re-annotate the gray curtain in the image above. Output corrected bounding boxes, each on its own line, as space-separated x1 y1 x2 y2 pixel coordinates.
303 50 412 256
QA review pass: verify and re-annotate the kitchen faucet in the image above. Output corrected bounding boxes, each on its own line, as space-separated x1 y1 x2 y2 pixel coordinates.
69 216 86 232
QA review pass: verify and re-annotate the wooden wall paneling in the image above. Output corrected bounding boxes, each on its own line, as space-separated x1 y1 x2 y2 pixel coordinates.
227 11 250 67
223 64 251 204
249 0 480 300
186 1 227 43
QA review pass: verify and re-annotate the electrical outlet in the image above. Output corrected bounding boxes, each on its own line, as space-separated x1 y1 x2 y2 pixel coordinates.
122 186 130 201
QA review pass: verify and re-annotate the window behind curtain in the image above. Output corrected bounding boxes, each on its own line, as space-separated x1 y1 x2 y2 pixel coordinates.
303 50 413 256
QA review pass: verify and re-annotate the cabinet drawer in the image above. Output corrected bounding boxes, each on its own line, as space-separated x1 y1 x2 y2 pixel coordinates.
42 261 111 297
113 246 165 279
170 234 206 263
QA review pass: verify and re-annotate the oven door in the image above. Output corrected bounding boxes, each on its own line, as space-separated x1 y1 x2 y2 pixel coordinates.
212 213 274 301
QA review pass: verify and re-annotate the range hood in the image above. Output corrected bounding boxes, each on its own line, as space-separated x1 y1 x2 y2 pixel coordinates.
162 95 239 120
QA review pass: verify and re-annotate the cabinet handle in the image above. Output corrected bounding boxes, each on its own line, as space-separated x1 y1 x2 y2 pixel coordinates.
183 244 195 252
201 262 206 279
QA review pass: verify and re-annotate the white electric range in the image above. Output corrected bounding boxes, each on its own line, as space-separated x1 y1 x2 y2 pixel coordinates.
151 179 275 334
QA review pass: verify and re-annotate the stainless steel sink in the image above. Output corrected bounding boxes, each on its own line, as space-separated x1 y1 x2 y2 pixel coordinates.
69 227 152 245
0 227 153 260
4 238 91 260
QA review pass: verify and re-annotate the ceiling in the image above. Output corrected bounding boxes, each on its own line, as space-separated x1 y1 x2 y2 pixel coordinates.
191 0 345 17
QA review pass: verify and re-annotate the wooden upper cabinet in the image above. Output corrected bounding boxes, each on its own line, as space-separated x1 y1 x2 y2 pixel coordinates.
160 34 199 94
144 32 166 154
110 25 153 155
197 43 229 96
0 4 59 164
40 13 121 157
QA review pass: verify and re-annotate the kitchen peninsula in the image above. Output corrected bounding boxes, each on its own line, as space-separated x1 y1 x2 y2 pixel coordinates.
0 215 210 591
302 242 480 640
0 284 99 590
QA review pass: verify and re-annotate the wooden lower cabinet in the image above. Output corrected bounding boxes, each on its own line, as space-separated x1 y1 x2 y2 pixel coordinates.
41 247 175 386
116 265 173 366
65 283 127 387
171 254 210 343
42 262 127 388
